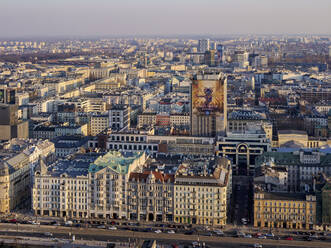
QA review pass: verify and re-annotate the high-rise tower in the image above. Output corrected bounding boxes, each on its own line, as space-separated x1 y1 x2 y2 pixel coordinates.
191 72 227 137
198 39 210 53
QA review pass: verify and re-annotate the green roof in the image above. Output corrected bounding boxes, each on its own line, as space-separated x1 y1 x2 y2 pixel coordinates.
256 151 331 167
88 151 143 174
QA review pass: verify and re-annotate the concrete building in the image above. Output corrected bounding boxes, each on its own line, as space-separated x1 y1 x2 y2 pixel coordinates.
33 151 147 219
198 39 210 53
0 139 55 213
128 171 174 222
174 157 232 226
216 128 271 176
254 192 316 229
256 150 331 192
109 105 130 131
191 73 227 137
0 104 28 141
89 132 215 156
89 113 109 136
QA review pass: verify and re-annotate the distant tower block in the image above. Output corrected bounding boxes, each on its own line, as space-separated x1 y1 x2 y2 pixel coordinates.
191 72 227 137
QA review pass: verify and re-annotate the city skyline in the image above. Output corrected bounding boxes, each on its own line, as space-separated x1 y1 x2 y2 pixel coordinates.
0 0 331 38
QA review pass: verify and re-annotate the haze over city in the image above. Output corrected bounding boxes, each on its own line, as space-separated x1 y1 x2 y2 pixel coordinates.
1 0 331 37
1 1 331 248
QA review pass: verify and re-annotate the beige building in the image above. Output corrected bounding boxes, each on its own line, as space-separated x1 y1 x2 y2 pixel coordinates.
254 192 316 229
128 171 174 222
33 160 89 218
89 113 109 136
33 151 147 220
170 114 190 126
138 113 190 128
0 140 54 213
174 157 232 226
277 130 327 148
138 113 156 128
81 99 107 113
0 153 30 213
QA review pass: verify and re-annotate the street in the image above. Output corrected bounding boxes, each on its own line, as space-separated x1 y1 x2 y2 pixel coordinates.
0 223 329 248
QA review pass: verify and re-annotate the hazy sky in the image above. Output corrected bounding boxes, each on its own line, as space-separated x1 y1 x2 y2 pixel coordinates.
0 0 330 38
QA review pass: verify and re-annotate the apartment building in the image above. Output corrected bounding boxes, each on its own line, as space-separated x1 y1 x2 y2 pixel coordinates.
109 105 130 131
256 150 331 192
174 157 232 226
32 159 90 218
254 192 316 229
88 132 215 156
127 171 174 222
0 139 55 213
138 113 190 128
89 113 109 136
33 151 147 220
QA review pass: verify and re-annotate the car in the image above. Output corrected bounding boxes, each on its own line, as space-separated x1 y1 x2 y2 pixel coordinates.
257 235 266 239
254 244 262 248
44 232 53 237
97 225 106 229
167 230 175 234
192 241 199 247
304 236 312 241
285 236 293 240
108 226 117 230
254 232 263 237
266 233 274 238
273 236 280 240
311 234 319 239
65 221 73 226
9 219 17 223
203 232 213 237
184 230 194 235
244 234 252 238
214 230 224 236
155 230 162 234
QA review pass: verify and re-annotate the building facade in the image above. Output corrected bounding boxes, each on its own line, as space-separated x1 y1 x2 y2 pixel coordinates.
174 157 232 226
191 73 227 137
254 192 316 229
128 171 174 222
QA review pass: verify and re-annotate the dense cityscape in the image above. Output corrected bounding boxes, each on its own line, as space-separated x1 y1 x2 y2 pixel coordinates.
0 34 330 248
0 1 331 247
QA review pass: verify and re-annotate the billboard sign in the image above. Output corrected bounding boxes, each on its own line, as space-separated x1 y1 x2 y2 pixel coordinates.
192 79 224 114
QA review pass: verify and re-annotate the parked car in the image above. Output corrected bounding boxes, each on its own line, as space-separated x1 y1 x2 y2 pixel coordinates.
257 235 266 239
254 244 262 248
97 225 106 229
108 226 117 230
304 236 312 241
285 236 293 240
167 230 175 234
9 219 17 223
192 241 199 247
214 230 224 236
155 230 162 234
244 234 252 238
184 230 194 235
266 233 274 238
44 232 53 237
65 221 73 226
